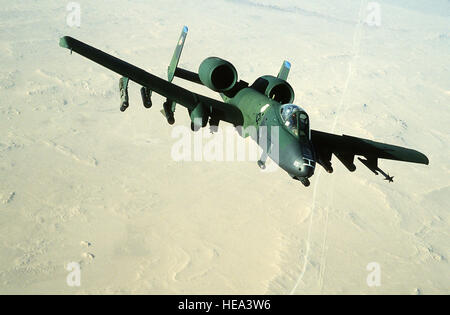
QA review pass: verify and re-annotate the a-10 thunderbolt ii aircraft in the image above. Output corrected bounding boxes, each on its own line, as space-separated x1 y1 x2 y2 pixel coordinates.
59 26 429 187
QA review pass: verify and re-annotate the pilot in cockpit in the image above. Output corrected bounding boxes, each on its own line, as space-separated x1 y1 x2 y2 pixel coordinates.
280 104 309 140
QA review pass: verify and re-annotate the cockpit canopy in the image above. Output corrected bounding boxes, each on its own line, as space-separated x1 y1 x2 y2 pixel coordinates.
280 104 310 140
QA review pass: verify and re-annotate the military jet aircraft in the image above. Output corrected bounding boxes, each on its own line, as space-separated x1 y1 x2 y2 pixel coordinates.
59 26 429 187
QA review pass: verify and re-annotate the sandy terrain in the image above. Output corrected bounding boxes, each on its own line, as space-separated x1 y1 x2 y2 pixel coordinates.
0 0 448 294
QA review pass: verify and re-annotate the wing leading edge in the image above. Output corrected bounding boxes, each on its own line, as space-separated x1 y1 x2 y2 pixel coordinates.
59 36 243 126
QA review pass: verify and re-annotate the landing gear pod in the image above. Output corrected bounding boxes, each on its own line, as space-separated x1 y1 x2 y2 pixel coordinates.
335 152 356 172
189 103 208 131
140 87 152 108
209 116 220 133
163 99 175 125
119 77 129 112
316 150 333 173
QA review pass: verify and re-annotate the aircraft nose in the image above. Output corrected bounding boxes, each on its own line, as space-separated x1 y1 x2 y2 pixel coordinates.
299 164 315 178
291 158 315 178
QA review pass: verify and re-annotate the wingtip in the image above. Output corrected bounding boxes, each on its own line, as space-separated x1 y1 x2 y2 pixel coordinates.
183 25 189 33
59 36 70 49
417 151 429 165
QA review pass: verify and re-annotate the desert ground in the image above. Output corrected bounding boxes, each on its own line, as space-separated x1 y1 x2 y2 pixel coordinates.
0 0 448 294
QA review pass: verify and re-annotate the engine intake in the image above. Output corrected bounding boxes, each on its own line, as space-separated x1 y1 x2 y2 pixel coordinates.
198 57 238 92
251 75 295 104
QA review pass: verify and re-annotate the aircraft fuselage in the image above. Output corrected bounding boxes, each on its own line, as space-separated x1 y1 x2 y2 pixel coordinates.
229 87 316 183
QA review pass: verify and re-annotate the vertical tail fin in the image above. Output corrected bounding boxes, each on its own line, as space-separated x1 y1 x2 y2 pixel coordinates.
168 26 188 82
277 60 291 81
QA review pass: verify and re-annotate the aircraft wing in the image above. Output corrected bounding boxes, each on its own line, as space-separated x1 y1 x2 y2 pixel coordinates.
59 36 244 126
311 129 429 173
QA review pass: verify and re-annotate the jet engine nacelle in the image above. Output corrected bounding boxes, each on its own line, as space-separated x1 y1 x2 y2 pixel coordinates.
252 75 295 104
198 57 238 92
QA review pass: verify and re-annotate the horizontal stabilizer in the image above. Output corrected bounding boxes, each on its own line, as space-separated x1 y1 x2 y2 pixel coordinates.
277 60 291 80
168 26 188 82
